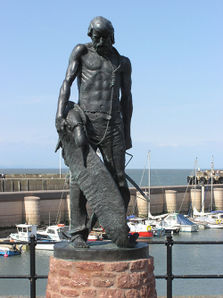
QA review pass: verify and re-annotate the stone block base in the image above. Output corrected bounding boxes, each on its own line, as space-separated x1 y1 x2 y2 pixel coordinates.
46 257 157 298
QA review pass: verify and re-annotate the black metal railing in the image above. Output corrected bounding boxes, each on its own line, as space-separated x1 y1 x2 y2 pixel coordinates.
150 234 223 298
0 234 223 298
0 235 49 297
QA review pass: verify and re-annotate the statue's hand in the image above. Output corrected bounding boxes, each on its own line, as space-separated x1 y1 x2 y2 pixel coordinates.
55 116 66 132
73 125 88 148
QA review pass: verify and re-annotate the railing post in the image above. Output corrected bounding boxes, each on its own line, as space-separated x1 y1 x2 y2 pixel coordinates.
165 232 173 298
29 234 36 298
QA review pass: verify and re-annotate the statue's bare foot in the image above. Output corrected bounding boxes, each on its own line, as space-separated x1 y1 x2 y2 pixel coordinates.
115 233 139 248
71 235 89 248
128 233 139 247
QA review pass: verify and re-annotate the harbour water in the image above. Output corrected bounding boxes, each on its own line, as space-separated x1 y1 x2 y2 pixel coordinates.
151 229 223 296
0 229 223 296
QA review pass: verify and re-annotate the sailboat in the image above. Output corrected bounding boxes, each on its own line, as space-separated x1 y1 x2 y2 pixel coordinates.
192 187 223 229
191 156 223 229
127 151 166 238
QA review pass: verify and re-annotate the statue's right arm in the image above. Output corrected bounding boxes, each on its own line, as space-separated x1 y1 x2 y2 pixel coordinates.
55 44 87 132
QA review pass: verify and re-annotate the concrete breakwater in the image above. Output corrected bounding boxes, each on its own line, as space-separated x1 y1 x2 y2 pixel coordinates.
0 176 69 192
0 184 223 227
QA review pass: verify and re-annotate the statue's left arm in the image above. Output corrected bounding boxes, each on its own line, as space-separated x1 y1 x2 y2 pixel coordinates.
120 57 133 150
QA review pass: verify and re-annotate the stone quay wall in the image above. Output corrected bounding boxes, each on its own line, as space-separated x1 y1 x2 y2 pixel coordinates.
0 190 69 227
0 184 223 228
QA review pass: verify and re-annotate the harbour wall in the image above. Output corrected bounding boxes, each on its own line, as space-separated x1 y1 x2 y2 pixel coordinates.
0 177 69 192
0 184 223 227
0 190 69 227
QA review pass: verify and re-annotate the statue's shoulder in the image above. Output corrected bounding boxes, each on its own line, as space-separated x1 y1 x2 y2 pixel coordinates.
69 43 88 63
120 55 131 65
120 55 131 72
112 47 131 71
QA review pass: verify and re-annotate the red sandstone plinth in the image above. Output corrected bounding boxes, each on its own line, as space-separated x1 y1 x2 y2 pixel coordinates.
46 256 157 298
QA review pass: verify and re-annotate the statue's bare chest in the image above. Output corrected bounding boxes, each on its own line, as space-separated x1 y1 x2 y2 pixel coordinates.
81 50 119 76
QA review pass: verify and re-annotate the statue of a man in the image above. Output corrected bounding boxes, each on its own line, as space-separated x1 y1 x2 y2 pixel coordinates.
55 16 133 248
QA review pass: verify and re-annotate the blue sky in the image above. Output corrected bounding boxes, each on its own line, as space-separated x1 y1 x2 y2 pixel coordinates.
0 1 222 169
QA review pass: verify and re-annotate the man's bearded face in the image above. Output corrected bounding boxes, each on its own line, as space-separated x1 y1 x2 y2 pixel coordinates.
91 29 113 55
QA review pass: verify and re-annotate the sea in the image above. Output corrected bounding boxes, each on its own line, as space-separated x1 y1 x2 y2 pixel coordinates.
0 168 223 297
0 168 194 187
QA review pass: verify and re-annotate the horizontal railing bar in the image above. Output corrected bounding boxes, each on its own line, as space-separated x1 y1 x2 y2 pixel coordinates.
1 240 223 245
171 241 223 245
147 241 223 245
155 275 167 279
146 241 165 244
0 241 29 245
5 272 222 281
0 275 30 279
154 274 223 279
0 275 48 279
35 275 48 279
174 275 223 279
0 240 57 245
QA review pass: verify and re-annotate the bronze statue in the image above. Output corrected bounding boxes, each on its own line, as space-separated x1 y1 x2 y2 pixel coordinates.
55 16 134 248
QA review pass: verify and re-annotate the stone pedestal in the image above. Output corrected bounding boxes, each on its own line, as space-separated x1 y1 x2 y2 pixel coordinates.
46 241 157 298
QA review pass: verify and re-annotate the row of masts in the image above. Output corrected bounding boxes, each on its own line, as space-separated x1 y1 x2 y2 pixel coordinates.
147 152 216 216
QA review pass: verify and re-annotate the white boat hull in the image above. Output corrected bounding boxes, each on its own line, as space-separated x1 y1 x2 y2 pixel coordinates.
36 243 55 250
180 225 198 232
207 224 223 229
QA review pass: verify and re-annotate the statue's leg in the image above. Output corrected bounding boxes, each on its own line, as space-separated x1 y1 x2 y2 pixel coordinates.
69 178 89 241
99 120 130 212
62 178 89 248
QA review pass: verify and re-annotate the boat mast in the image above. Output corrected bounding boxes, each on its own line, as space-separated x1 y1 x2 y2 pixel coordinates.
210 155 214 211
59 148 62 178
194 157 198 188
201 185 205 213
147 150 151 219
